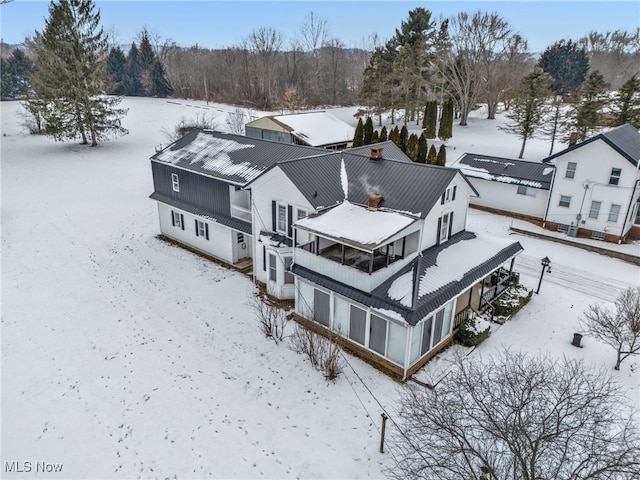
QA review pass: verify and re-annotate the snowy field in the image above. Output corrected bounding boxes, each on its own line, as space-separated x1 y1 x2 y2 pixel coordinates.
1 98 639 479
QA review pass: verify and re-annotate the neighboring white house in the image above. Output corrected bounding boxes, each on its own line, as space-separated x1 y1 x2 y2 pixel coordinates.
543 124 640 242
248 146 523 379
245 111 355 149
451 153 555 219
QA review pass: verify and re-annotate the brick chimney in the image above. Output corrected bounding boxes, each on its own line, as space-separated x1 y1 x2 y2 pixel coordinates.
370 146 384 160
368 193 383 210
569 132 579 146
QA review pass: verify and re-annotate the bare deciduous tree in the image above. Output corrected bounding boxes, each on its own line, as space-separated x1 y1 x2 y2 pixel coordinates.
388 351 640 480
290 324 343 380
581 286 640 370
225 107 247 135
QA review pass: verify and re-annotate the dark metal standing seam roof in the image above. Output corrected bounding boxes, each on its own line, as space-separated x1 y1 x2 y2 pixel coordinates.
292 230 524 326
149 192 252 234
455 153 555 190
543 123 640 167
277 153 465 218
150 129 330 186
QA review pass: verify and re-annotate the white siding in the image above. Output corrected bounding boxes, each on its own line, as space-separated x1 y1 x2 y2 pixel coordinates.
157 202 235 263
546 140 639 236
468 179 549 218
420 179 469 250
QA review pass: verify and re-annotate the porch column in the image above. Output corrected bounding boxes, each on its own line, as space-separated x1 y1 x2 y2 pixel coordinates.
467 287 473 307
341 244 346 264
315 237 320 255
386 244 390 266
507 258 515 287
369 252 374 274
479 277 486 309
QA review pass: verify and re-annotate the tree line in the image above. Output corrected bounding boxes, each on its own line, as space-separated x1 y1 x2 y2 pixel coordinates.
1 0 638 150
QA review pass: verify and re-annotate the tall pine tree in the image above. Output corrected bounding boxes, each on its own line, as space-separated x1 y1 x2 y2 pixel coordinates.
363 116 374 145
570 70 610 141
437 144 447 166
406 133 419 161
399 124 408 152
438 97 454 141
610 75 640 128
500 67 552 159
29 0 127 146
389 125 400 146
427 144 438 164
106 46 126 95
150 60 173 97
417 131 427 163
123 43 143 96
379 126 388 142
424 100 438 138
352 118 364 147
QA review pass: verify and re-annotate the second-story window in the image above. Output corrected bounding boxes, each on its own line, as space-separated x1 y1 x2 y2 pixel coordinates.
559 195 571 208
171 173 179 192
609 168 622 185
565 162 577 179
608 204 621 223
440 212 452 243
589 201 601 219
277 203 287 233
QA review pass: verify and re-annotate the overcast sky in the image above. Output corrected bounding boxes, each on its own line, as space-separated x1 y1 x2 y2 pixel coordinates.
1 1 638 54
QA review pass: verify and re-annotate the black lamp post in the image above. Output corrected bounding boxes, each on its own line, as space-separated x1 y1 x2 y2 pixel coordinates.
536 256 551 294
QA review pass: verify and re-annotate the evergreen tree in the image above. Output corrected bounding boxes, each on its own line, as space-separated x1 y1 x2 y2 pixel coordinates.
570 70 610 141
424 100 438 138
352 117 364 147
123 43 143 96
427 144 437 164
389 125 400 146
538 40 589 98
399 124 408 152
438 97 454 141
417 131 427 163
359 45 396 126
500 67 553 158
106 46 126 95
150 59 173 97
421 104 428 128
406 133 419 161
29 0 128 146
610 75 640 128
363 116 374 145
2 49 34 99
379 125 388 142
371 129 379 144
138 29 156 71
437 144 447 166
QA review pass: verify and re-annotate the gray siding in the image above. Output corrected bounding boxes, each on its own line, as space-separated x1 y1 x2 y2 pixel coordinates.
151 162 230 216
245 126 292 144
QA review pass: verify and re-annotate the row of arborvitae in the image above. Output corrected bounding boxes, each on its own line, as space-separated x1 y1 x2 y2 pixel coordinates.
247 291 343 381
353 116 447 165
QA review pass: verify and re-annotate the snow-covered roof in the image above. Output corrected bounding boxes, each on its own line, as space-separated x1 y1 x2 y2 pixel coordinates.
295 200 419 251
387 234 520 308
151 129 327 185
270 111 355 147
453 153 554 190
292 231 523 326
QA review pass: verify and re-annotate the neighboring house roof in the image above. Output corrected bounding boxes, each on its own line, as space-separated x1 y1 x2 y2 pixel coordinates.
150 129 328 186
453 153 555 190
543 123 640 167
149 192 252 234
248 111 355 147
295 200 420 251
293 231 523 325
276 153 476 218
343 141 412 162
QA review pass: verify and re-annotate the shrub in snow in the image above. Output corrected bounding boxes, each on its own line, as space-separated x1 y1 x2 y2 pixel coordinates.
289 324 343 381
493 284 532 317
455 317 491 347
247 291 288 344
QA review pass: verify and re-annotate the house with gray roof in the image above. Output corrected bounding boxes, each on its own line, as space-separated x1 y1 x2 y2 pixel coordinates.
451 153 555 219
248 145 523 379
245 111 355 149
149 129 327 265
542 123 640 242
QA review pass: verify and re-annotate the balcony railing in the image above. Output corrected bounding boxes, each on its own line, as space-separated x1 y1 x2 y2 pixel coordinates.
231 204 251 222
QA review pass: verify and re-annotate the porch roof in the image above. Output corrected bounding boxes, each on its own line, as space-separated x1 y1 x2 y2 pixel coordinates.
294 200 419 251
292 231 523 326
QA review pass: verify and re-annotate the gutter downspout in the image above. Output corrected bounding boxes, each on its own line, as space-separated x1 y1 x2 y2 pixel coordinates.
542 166 557 228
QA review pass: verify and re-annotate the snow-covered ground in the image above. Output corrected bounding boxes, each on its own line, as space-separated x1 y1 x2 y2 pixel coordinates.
2 98 638 479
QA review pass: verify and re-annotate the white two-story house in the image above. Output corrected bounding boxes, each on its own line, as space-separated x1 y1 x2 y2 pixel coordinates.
249 146 524 379
543 124 640 242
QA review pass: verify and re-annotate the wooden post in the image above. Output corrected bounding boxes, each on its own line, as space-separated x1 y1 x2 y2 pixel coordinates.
379 413 388 453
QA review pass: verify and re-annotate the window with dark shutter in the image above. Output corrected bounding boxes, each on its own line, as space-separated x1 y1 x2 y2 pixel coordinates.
448 212 454 238
262 246 266 271
452 185 456 201
180 214 185 230
287 205 293 237
205 223 209 240
171 211 176 226
271 201 276 231
441 193 445 205
436 217 442 245
195 220 199 236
